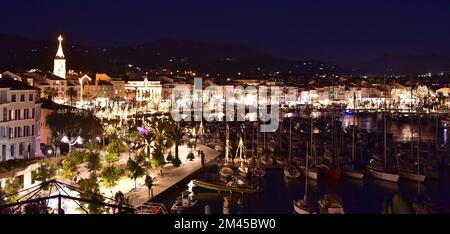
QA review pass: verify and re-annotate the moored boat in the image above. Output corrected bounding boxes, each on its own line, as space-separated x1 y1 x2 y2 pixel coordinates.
170 191 198 213
284 165 301 179
219 166 234 179
398 169 426 182
367 165 400 183
342 168 365 180
293 199 317 214
251 166 266 177
319 164 341 181
192 179 261 194
276 157 287 166
318 194 345 214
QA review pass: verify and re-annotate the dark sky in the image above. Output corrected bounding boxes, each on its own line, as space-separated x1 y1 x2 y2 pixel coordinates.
2 0 450 65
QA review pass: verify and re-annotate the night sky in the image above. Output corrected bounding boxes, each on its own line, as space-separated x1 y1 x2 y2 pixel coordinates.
2 0 450 65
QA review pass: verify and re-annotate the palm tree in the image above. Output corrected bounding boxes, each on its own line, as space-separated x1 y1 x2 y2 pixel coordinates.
140 129 156 158
87 151 102 174
66 87 78 106
101 165 120 195
126 157 145 190
168 124 186 163
43 87 58 100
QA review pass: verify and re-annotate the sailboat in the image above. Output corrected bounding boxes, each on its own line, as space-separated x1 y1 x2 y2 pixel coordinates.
319 111 341 181
252 122 266 177
343 94 365 179
293 143 317 214
367 78 400 183
398 112 426 182
219 124 234 179
235 135 249 177
284 115 301 179
302 112 318 180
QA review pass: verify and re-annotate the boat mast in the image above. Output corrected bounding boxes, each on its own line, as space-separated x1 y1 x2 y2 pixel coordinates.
384 76 387 169
410 76 414 162
352 92 356 163
225 124 230 163
289 114 292 162
304 143 309 201
310 108 314 163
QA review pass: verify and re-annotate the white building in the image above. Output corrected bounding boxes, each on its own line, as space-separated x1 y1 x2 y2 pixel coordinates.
124 78 162 103
0 77 42 162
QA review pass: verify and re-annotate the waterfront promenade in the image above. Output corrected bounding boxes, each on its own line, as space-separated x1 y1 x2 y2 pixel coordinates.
126 144 221 207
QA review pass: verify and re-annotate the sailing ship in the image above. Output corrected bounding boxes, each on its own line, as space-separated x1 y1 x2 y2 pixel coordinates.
251 122 266 177
293 143 317 214
235 136 249 177
342 93 365 179
302 109 318 180
219 124 234 179
367 78 400 183
398 110 426 182
284 115 301 179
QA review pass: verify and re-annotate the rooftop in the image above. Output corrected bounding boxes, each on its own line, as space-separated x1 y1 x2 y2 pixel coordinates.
0 77 38 90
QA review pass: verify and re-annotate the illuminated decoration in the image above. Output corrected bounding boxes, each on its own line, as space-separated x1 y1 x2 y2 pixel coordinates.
61 136 83 147
61 136 70 144
53 35 66 79
138 127 149 136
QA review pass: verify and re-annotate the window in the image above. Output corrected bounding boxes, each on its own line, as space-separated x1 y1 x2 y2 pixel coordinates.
1 145 5 162
11 94 16 102
8 110 12 121
29 94 33 101
15 109 20 120
32 108 35 118
0 127 4 138
31 125 35 136
8 127 12 139
0 91 7 104
20 94 25 102
19 143 24 156
2 107 7 122
10 144 14 158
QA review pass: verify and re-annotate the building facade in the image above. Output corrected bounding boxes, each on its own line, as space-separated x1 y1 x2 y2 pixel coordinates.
0 77 42 162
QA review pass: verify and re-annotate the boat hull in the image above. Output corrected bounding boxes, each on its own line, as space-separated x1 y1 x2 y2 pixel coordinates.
219 166 234 178
319 166 341 180
342 169 365 180
293 200 315 214
367 167 400 183
192 179 260 193
252 167 266 177
276 158 287 166
399 171 426 182
284 167 301 179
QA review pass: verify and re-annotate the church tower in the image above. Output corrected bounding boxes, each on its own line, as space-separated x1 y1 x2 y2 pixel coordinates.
53 35 66 79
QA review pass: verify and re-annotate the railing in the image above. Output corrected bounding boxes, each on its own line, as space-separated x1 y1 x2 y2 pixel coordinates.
134 202 168 214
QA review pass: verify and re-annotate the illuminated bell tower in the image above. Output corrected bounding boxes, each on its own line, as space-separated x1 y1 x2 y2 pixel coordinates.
53 35 66 79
